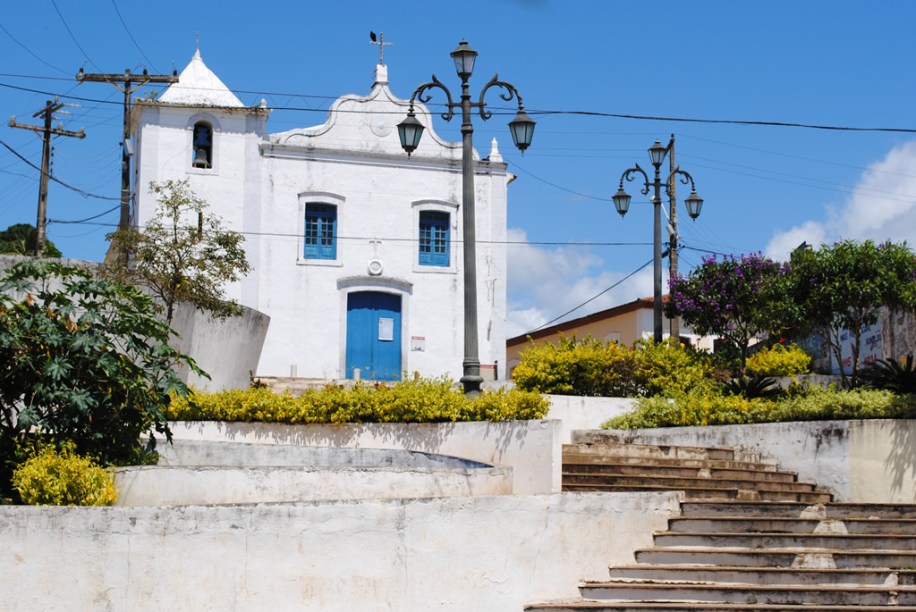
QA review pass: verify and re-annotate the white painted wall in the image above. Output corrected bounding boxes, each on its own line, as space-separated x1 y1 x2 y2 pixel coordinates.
168 419 561 494
134 60 510 382
0 492 679 612
114 465 512 506
546 395 636 443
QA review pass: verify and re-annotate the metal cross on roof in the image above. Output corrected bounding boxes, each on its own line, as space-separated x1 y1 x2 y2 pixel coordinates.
369 31 392 65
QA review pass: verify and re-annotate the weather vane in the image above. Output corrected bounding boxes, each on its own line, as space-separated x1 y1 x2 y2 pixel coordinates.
369 31 392 65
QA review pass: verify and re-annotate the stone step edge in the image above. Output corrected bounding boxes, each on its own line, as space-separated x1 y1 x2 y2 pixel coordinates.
562 461 795 477
563 474 820 492
637 545 916 555
563 483 832 499
525 599 916 610
580 580 916 592
563 443 762 462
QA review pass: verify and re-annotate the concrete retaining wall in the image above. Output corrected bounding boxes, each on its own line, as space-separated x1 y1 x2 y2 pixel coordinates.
0 492 679 612
169 419 561 494
114 464 511 506
169 301 270 391
586 419 916 503
545 395 635 443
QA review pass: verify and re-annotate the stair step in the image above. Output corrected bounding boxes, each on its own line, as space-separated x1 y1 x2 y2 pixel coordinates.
636 546 916 568
563 463 798 483
679 500 916 519
563 483 832 504
562 473 817 494
561 454 781 473
668 516 916 535
562 443 750 463
526 601 916 611
606 564 916 586
654 531 916 550
579 580 916 605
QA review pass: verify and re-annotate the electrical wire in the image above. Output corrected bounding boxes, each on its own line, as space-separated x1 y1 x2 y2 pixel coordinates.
48 205 119 225
50 0 100 71
0 26 70 76
3 77 916 135
0 139 120 201
530 256 655 332
110 0 159 73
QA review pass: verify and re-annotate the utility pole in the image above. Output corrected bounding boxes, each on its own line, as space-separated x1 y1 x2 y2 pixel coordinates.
667 133 679 343
9 99 85 255
76 68 177 233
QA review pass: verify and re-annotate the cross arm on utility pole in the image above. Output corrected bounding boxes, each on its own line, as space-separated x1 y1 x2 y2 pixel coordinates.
75 67 178 244
8 99 87 254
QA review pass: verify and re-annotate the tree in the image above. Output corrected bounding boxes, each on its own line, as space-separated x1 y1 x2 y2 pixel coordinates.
787 240 916 387
103 180 251 324
666 253 790 371
0 260 203 497
0 223 62 258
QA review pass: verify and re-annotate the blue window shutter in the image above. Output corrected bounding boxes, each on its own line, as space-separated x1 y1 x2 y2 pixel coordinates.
305 204 337 260
419 211 449 267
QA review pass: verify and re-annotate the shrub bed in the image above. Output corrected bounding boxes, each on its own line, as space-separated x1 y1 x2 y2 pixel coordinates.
13 445 117 506
604 387 916 430
168 377 550 424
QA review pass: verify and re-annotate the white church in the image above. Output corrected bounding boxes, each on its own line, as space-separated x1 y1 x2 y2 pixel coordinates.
131 50 515 383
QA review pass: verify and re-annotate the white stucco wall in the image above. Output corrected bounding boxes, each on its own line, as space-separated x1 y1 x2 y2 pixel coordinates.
168 301 270 391
0 492 679 612
114 464 512 506
546 395 636 443
134 61 510 383
168 419 561 494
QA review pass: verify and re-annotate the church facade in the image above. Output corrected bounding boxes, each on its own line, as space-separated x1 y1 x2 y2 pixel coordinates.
131 51 512 382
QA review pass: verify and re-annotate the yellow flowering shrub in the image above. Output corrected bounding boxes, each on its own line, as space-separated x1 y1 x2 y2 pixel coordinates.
13 445 117 506
166 377 549 424
512 336 641 396
746 343 812 377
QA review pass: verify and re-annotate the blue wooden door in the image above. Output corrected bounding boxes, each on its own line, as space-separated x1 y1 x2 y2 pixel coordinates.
346 292 401 381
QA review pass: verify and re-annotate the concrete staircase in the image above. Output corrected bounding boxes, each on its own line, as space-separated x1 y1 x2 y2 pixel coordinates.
525 442 916 611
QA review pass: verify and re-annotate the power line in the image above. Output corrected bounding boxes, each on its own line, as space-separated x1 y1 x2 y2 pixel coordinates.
48 204 120 225
50 0 100 71
3 77 916 135
109 0 159 73
0 26 70 76
0 138 119 201
530 257 655 332
533 109 916 135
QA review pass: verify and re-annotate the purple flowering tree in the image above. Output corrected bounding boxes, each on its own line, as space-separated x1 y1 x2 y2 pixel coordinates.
666 253 790 371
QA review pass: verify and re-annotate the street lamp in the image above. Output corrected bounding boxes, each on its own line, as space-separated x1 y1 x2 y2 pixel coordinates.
612 139 703 344
398 39 535 396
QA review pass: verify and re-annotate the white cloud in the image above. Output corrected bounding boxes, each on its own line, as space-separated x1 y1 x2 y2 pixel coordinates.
837 141 916 244
506 228 654 338
765 140 916 259
764 220 827 262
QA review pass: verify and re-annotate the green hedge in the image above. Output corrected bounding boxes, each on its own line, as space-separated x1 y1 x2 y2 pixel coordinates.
603 387 916 430
168 377 550 424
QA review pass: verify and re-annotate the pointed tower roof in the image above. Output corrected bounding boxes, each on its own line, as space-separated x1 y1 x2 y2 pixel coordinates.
159 49 244 108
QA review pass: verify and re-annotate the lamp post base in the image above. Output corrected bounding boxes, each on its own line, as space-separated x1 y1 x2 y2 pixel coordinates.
461 361 483 398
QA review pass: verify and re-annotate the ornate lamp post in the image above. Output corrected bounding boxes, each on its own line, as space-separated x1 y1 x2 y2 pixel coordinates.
612 139 703 344
398 40 535 396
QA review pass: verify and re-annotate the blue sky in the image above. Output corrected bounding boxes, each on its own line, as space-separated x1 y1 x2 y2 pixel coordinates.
2 1 915 338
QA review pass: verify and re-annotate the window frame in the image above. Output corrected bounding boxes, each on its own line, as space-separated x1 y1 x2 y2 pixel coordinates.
304 203 337 260
298 192 345 266
411 200 457 273
418 210 450 267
